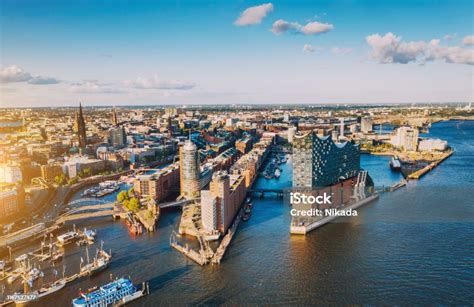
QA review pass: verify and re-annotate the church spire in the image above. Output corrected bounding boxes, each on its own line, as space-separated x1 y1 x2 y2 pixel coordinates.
76 102 87 148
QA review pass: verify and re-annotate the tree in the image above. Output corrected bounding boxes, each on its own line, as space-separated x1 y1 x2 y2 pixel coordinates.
128 197 140 212
117 190 129 203
54 174 67 186
67 177 78 185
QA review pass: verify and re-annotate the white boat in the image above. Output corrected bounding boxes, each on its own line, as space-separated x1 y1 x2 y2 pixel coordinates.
56 231 78 247
83 229 96 242
274 169 281 179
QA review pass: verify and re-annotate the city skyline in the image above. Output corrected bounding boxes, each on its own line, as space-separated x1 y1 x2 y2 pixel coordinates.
1 0 473 107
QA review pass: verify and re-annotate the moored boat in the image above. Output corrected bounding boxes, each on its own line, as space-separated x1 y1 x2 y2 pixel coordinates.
72 278 148 307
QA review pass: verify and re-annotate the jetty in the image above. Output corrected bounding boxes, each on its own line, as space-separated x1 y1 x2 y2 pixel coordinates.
408 150 453 179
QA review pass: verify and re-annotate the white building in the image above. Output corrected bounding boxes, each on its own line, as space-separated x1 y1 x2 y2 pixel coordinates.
390 127 419 151
201 190 217 232
361 116 373 134
418 139 448 152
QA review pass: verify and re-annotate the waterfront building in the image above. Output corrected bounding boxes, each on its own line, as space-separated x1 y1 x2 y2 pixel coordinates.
201 171 246 234
361 116 373 134
179 140 200 199
390 127 419 151
235 137 252 154
418 138 448 152
63 155 106 178
292 131 360 188
134 162 180 202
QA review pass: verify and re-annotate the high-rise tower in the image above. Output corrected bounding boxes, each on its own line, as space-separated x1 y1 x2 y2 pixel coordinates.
179 139 200 199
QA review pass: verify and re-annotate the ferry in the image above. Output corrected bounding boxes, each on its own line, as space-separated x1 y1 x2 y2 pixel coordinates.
56 231 79 247
72 278 149 307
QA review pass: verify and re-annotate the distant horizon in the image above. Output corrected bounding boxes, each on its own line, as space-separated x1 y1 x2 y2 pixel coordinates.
0 101 472 109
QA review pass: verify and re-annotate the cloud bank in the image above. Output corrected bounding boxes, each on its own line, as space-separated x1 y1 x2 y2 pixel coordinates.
366 32 474 65
234 3 274 26
0 65 60 84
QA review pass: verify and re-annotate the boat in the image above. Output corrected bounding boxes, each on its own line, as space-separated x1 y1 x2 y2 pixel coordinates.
274 169 281 179
242 212 251 222
56 231 79 247
14 279 66 304
389 157 402 171
72 278 148 307
80 244 111 276
83 229 96 242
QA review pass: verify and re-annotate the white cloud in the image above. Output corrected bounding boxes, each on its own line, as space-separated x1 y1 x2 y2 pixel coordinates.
234 3 273 26
303 44 315 53
70 81 124 94
123 76 195 90
462 35 474 46
0 65 60 85
331 47 353 55
366 32 474 65
271 19 333 35
0 66 32 83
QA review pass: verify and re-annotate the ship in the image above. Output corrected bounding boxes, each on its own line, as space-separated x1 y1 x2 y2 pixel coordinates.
72 278 149 307
14 279 66 305
80 244 111 276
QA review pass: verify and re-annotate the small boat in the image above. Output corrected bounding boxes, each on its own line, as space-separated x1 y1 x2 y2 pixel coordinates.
72 278 148 307
242 212 251 222
83 229 96 242
274 169 281 179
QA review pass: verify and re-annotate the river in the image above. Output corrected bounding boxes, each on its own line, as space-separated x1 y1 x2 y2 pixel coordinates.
8 120 474 305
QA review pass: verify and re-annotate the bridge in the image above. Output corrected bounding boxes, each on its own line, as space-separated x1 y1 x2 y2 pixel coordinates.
247 188 285 198
159 199 192 209
56 198 114 224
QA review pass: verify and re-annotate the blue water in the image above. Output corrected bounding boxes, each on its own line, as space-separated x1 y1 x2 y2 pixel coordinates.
11 120 474 305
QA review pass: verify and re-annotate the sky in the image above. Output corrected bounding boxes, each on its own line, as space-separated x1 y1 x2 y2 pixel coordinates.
0 0 473 107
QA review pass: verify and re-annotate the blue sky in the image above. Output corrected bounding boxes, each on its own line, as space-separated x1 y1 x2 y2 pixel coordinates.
0 0 472 106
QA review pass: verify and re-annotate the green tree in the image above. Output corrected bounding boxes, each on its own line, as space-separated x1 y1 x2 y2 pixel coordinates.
128 197 140 212
117 190 129 203
67 177 78 185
